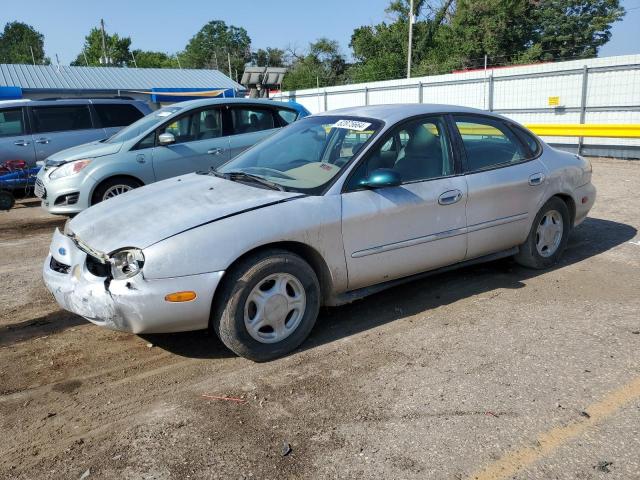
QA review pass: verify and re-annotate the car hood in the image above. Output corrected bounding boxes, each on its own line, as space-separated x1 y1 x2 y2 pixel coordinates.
68 173 304 254
46 141 124 166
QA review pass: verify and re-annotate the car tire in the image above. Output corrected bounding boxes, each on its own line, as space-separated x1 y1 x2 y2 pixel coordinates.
91 177 141 205
212 249 320 362
515 196 570 269
0 190 15 211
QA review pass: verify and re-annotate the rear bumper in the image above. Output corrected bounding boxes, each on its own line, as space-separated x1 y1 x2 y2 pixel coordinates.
42 228 224 333
573 182 596 227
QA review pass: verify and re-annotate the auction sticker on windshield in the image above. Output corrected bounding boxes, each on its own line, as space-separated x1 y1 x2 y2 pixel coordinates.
333 119 371 131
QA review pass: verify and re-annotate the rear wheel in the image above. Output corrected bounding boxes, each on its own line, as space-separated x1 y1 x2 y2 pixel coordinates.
91 177 141 205
515 197 570 269
212 249 320 362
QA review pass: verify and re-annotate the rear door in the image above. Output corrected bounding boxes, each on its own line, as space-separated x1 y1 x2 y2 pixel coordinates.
226 106 279 158
28 104 105 161
151 106 229 180
0 106 36 166
93 103 146 138
453 114 548 260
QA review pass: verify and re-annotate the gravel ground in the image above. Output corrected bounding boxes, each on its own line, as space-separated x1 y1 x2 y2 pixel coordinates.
0 158 638 480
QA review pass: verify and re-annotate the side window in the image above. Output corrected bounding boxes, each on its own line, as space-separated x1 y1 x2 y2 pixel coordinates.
277 108 298 125
346 116 453 190
454 116 528 172
194 108 222 140
159 113 196 144
31 106 93 133
94 104 144 128
0 108 25 137
230 107 275 135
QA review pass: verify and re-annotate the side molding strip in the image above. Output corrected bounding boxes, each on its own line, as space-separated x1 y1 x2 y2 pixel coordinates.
351 212 528 258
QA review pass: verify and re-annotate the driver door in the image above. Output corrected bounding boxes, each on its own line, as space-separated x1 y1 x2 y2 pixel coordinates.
151 107 229 181
341 115 468 290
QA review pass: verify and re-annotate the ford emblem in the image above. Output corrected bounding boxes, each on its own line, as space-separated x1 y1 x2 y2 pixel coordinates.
58 247 67 256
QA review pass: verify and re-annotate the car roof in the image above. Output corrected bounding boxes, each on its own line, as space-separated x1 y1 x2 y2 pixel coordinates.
314 103 505 124
169 97 304 110
0 98 144 108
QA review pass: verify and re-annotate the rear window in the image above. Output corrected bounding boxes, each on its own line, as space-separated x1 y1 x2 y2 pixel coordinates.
0 108 25 137
31 106 93 133
230 107 275 134
94 104 144 128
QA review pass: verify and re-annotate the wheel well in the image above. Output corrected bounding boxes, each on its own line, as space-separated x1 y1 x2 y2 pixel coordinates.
91 175 144 204
553 193 576 226
217 241 334 306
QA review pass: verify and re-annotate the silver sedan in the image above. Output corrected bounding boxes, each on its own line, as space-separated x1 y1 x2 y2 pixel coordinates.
42 104 596 361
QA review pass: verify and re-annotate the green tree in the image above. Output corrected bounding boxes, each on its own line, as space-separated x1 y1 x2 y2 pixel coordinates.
131 50 179 68
250 47 285 67
0 21 50 64
182 20 251 78
71 27 132 66
349 22 408 82
282 38 347 90
449 0 537 69
526 0 625 61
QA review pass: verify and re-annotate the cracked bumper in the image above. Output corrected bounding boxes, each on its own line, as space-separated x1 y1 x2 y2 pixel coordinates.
42 229 224 334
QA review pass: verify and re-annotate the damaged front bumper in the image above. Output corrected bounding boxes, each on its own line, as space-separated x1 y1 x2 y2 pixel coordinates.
43 228 224 334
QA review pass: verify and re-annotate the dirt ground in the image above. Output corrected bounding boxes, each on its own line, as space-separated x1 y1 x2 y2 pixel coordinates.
0 158 639 480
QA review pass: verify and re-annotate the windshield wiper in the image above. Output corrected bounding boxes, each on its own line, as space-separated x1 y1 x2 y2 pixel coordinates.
210 169 285 191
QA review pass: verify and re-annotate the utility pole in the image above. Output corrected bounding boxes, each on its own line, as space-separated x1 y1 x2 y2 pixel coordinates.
130 51 138 68
227 52 232 78
83 49 89 66
100 18 108 65
213 52 219 70
407 0 414 79
29 46 36 65
176 54 182 69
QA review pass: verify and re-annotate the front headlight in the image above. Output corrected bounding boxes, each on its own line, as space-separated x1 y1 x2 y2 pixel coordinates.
109 248 145 280
49 159 92 180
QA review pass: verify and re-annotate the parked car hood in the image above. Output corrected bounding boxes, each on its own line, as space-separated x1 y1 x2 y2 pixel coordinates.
45 141 124 166
68 173 303 254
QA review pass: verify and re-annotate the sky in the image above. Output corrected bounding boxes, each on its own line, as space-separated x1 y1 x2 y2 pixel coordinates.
3 0 640 66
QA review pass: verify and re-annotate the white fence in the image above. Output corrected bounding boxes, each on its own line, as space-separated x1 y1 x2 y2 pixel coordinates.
277 54 640 158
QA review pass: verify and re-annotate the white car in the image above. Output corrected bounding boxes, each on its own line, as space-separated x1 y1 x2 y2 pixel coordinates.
43 104 596 361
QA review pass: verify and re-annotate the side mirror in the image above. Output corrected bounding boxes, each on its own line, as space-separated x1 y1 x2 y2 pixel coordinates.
158 132 176 146
359 168 401 189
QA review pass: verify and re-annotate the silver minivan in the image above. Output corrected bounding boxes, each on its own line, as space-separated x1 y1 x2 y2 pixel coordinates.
0 99 151 167
35 98 310 215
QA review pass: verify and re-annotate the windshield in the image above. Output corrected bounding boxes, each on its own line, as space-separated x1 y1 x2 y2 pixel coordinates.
105 106 182 144
218 115 382 193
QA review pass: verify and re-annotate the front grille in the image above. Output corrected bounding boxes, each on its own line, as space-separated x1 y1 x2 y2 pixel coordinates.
50 256 70 274
34 178 46 199
86 254 110 278
54 192 79 206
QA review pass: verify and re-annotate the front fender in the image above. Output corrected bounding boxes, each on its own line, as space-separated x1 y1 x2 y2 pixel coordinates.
141 195 348 293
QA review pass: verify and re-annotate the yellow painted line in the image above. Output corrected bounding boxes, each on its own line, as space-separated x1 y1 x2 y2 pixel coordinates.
468 376 640 480
526 124 640 138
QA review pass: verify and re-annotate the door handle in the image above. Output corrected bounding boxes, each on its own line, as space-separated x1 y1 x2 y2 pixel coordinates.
35 138 50 144
528 173 545 186
14 140 30 146
136 154 146 164
207 148 224 156
438 189 463 206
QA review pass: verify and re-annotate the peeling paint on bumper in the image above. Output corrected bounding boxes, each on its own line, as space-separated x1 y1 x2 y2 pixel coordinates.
42 229 224 334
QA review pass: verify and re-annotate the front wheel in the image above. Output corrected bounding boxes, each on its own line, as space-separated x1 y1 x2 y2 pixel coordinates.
515 197 570 269
212 249 320 362
91 177 141 205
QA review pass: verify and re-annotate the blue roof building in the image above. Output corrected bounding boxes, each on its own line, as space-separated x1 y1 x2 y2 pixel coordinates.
0 64 245 104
